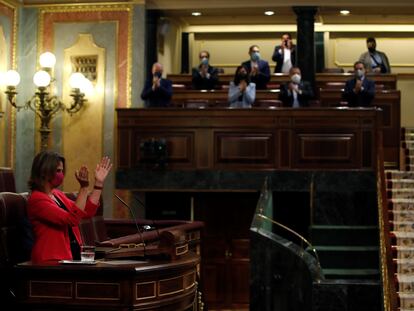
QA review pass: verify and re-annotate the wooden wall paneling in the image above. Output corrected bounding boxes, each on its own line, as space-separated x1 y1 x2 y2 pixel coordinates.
294 132 357 168
374 91 401 166
132 130 195 169
196 128 213 169
118 129 131 168
116 108 380 171
292 115 361 168
278 117 292 169
278 129 292 168
362 130 374 168
317 90 400 166
214 131 275 169
194 192 258 309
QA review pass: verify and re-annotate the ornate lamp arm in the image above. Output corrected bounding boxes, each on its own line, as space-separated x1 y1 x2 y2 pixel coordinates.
5 86 25 110
67 88 87 115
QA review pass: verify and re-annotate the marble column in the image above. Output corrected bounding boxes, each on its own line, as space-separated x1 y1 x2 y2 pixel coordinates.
293 7 318 89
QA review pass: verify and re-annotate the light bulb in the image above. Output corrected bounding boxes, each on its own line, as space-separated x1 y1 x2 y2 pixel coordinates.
5 70 21 87
39 52 56 68
33 70 51 87
69 72 86 89
80 78 94 94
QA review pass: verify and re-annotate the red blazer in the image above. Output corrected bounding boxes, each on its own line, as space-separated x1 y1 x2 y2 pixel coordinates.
27 189 99 263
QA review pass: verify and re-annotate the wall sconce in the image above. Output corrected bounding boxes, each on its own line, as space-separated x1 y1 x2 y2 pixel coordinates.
1 51 93 151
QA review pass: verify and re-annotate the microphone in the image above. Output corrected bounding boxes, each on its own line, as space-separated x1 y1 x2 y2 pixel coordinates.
132 194 160 240
114 194 146 253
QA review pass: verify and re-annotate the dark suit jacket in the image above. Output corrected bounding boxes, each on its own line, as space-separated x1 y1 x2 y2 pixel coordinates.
192 65 219 90
279 81 314 107
141 78 173 107
241 59 270 90
342 78 376 107
272 45 296 73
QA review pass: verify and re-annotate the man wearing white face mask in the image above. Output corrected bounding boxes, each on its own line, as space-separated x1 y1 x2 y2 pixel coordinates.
241 45 270 90
342 61 376 107
279 67 314 107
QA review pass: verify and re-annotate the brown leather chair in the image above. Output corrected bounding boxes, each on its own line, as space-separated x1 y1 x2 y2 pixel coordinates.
0 192 32 266
0 168 16 193
0 192 31 307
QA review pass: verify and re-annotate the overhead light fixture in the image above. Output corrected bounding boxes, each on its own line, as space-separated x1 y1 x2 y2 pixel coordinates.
340 10 350 15
192 12 202 16
264 11 275 16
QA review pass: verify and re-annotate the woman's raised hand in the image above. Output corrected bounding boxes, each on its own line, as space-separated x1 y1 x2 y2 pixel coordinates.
94 156 112 187
75 165 89 188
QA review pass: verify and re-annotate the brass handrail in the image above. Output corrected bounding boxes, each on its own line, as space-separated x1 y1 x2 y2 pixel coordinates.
255 213 320 263
376 127 398 311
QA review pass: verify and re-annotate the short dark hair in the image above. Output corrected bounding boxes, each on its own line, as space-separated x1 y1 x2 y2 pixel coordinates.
249 45 259 53
28 151 65 191
354 61 365 69
282 32 292 39
234 65 250 85
289 66 301 75
366 37 376 43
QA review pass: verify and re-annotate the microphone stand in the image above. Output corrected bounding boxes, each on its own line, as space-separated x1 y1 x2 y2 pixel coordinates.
132 194 161 240
114 194 146 255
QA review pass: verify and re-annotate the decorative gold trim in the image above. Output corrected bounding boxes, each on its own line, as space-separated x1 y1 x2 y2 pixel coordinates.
176 244 189 256
114 19 119 108
158 275 184 297
29 280 72 299
10 2 17 168
75 281 120 300
135 281 156 300
38 4 133 13
126 6 132 108
1 0 21 9
377 157 392 311
184 272 196 290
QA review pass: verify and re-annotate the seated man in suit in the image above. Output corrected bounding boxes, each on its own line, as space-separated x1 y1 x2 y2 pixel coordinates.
342 61 376 107
192 50 219 90
241 45 270 90
279 67 314 107
141 62 173 107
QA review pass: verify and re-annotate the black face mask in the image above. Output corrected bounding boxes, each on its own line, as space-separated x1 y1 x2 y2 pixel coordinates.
153 71 162 79
238 73 248 80
368 47 376 53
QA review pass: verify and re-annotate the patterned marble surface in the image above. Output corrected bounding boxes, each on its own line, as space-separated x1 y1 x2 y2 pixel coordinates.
388 128 414 310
